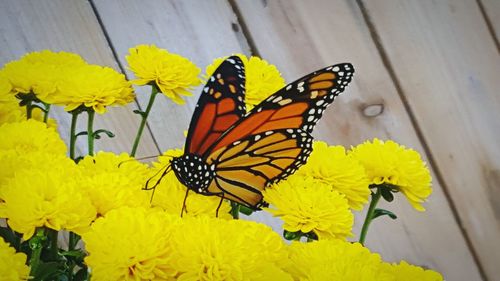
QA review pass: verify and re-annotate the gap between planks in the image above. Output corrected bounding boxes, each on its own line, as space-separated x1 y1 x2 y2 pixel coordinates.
355 0 488 280
88 0 162 156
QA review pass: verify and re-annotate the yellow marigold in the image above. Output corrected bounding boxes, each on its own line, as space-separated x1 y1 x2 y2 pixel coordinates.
205 54 285 111
382 261 443 281
1 50 86 97
170 216 290 281
83 207 179 281
126 44 201 104
0 156 96 240
53 64 134 114
264 175 353 240
0 237 30 281
0 99 24 124
286 239 391 281
297 141 370 210
0 119 66 155
150 149 231 219
349 138 432 211
78 152 151 216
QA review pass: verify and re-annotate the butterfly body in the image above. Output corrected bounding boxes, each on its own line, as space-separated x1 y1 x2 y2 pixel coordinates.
167 56 354 210
171 154 215 193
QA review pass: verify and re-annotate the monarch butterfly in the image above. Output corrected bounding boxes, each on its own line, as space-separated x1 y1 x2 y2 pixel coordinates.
150 56 354 213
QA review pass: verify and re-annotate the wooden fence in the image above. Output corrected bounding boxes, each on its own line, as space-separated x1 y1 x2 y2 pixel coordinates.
0 1 498 280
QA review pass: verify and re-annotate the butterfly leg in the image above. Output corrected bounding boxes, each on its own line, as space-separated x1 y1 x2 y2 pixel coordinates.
215 193 225 218
180 188 190 218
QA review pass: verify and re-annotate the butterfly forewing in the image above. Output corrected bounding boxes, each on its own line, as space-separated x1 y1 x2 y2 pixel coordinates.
205 63 354 156
185 56 246 156
205 128 313 208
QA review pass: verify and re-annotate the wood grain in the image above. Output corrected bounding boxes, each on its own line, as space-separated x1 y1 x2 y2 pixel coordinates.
235 0 483 280
480 0 500 45
92 0 251 153
0 0 158 158
361 0 500 279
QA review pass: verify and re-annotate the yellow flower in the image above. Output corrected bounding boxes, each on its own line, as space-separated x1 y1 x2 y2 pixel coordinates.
54 64 134 114
170 217 290 281
0 155 96 240
0 237 30 281
0 119 66 155
349 138 432 211
264 175 353 240
206 54 285 111
382 261 443 281
83 207 179 281
78 152 151 216
150 149 231 219
1 50 86 97
126 44 201 104
286 239 391 281
297 141 370 210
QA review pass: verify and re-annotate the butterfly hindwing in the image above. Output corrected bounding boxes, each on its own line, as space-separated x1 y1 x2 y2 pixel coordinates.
205 63 354 156
205 128 313 208
185 56 246 156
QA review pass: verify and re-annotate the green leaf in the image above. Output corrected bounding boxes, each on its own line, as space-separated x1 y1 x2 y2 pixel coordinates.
74 268 89 281
283 230 301 241
93 129 115 139
380 187 394 202
238 205 254 216
372 208 398 220
133 109 146 117
33 261 61 280
0 227 20 250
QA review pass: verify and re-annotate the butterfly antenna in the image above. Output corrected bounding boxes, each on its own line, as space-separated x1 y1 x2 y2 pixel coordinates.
180 188 189 218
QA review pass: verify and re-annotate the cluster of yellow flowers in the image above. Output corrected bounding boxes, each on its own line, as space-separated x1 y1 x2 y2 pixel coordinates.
82 207 442 281
0 46 441 280
263 139 432 241
1 50 134 114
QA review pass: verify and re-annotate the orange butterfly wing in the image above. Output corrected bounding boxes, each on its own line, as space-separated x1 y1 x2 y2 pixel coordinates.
185 56 246 155
203 63 354 157
205 128 313 208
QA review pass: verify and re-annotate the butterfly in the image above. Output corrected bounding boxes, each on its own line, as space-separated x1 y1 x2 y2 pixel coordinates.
150 56 354 213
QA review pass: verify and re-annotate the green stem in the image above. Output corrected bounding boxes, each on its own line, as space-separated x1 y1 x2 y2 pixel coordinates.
131 85 159 157
43 103 51 123
359 188 382 245
87 110 95 156
29 228 46 277
47 229 58 261
230 202 240 219
68 232 79 251
70 111 79 160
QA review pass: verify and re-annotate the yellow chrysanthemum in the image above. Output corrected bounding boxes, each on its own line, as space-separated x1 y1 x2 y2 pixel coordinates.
150 149 231 219
0 237 30 281
0 119 66 155
349 138 432 211
78 152 151 216
264 175 353 240
126 44 201 104
286 239 391 281
382 261 443 281
83 207 179 281
297 141 370 210
1 50 86 97
53 64 134 114
205 54 285 111
170 216 290 281
0 156 96 240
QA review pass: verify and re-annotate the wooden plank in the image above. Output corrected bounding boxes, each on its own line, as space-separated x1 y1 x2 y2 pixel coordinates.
0 0 158 158
480 0 500 44
234 0 483 280
360 0 500 279
92 0 251 152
